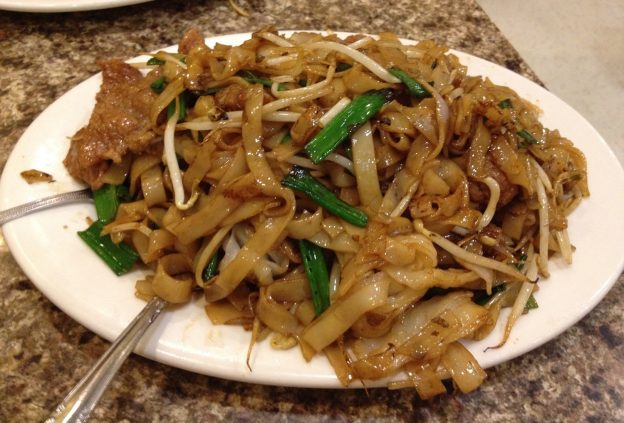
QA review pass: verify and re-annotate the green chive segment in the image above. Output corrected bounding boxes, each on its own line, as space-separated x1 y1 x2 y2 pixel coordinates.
525 294 539 310
517 129 538 146
281 166 368 227
388 67 431 99
92 184 121 224
167 91 189 120
77 220 139 276
202 251 221 281
150 77 166 94
304 89 394 164
498 98 513 109
299 239 331 316
237 70 285 91
147 57 166 66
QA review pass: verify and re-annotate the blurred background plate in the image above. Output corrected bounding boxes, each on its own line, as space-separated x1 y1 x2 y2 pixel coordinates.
0 0 152 13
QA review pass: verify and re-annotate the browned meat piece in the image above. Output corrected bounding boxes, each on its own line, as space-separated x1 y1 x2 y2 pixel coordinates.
468 155 518 208
64 59 158 189
214 84 247 111
179 28 205 55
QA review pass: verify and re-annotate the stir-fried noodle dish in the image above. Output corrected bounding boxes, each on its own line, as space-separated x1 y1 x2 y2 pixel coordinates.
64 27 588 396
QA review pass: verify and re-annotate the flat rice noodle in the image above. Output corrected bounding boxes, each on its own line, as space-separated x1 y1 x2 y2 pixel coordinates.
205 300 253 325
350 295 487 380
467 119 491 179
193 225 233 287
379 169 418 215
441 341 486 394
141 165 167 207
301 272 389 352
351 121 383 210
323 342 354 386
129 154 161 196
383 265 480 291
183 138 216 190
390 362 447 398
146 229 176 260
170 194 242 244
395 301 488 358
152 253 193 303
286 208 323 239
353 291 474 360
337 221 387 296
266 269 311 303
382 234 437 267
307 231 360 253
255 290 302 336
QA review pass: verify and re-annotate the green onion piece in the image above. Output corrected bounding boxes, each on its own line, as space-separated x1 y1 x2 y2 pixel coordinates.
473 284 506 306
167 91 188 120
525 294 539 310
150 77 166 94
92 184 122 224
280 132 292 144
336 62 352 72
517 129 538 146
77 221 139 276
281 166 368 227
147 57 165 66
498 98 513 109
388 67 431 99
237 70 285 90
299 239 331 316
304 89 394 163
202 251 221 281
513 253 528 270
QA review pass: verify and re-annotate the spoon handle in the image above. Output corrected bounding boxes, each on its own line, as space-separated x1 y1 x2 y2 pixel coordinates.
46 296 167 423
0 188 92 225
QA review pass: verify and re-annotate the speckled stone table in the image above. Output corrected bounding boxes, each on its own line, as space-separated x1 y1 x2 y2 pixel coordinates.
1 0 622 421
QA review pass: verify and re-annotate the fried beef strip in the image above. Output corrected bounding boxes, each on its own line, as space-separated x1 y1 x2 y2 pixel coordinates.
64 59 159 189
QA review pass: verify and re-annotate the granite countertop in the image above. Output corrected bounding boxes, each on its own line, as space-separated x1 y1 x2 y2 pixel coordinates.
0 0 622 421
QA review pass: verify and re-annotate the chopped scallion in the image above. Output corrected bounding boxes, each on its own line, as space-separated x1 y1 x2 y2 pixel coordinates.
77 220 139 276
498 98 513 109
304 89 393 164
388 67 431 99
299 239 331 316
517 129 538 146
237 70 285 90
167 91 188 120
525 294 539 310
281 166 368 227
150 77 166 94
92 184 122 224
336 62 353 72
146 57 165 66
202 250 221 281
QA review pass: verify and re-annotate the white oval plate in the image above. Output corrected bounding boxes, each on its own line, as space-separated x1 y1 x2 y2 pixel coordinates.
2 32 624 388
0 0 151 13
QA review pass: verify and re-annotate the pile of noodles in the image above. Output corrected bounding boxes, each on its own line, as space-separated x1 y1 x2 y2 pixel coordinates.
96 27 588 396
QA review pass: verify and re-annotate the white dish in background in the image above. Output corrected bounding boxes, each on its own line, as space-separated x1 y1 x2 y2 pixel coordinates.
1 32 623 388
0 0 151 13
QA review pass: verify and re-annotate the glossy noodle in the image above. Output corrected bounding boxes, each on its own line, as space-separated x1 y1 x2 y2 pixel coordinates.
64 27 588 396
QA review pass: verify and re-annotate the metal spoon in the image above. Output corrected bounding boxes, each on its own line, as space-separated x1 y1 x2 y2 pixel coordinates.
46 296 168 423
0 188 92 225
0 189 167 421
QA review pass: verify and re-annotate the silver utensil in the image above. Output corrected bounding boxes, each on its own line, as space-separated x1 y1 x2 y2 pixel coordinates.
0 188 92 225
46 296 167 423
